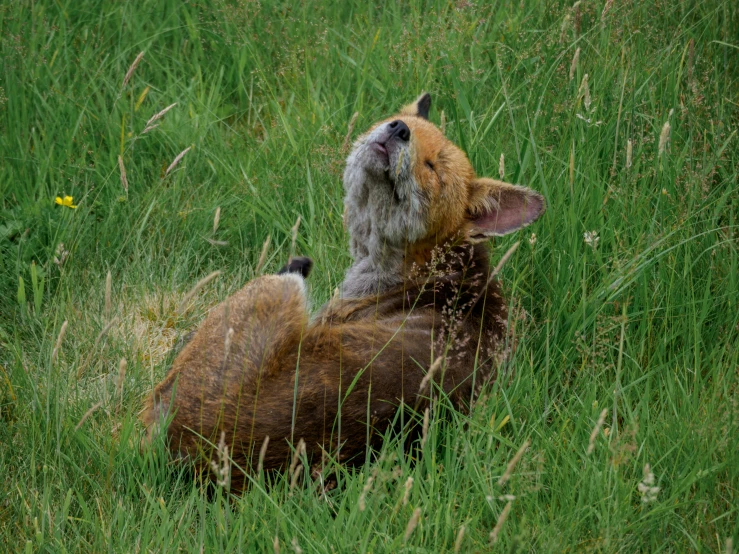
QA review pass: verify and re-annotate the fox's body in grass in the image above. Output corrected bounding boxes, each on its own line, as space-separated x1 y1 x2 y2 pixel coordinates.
144 94 545 490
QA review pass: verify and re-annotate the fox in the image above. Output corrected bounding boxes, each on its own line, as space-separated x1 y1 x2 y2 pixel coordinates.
143 93 545 490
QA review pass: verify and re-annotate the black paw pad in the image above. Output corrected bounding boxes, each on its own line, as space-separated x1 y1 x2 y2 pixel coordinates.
277 256 313 279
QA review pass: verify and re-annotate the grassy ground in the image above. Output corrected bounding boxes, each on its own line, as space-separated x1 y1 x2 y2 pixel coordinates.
1 0 738 551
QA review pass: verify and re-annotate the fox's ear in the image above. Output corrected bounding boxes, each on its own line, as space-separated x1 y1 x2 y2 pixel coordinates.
465 178 546 240
399 92 431 120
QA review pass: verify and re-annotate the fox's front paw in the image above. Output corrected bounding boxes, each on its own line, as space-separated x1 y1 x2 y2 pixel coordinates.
277 256 313 279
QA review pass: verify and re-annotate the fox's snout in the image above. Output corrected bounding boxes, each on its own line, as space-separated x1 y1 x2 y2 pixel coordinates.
386 119 411 141
367 119 412 167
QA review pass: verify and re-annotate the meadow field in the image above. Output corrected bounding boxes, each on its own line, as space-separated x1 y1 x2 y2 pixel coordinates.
1 0 738 551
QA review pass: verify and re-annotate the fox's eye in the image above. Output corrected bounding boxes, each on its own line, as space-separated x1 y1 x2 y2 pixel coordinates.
425 160 435 171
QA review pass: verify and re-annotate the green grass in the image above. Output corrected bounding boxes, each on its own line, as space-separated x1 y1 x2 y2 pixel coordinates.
1 0 738 551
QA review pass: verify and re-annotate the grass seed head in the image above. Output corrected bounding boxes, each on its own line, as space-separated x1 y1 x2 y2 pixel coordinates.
587 408 609 454
256 235 271 274
489 501 512 545
579 73 591 111
638 463 660 503
105 271 112 320
358 475 374 511
115 358 127 407
499 152 505 179
165 146 192 175
569 47 580 81
584 230 600 250
402 476 413 505
289 464 302 492
659 120 671 156
257 435 270 475
178 271 221 315
342 111 359 152
420 407 430 449
209 431 231 488
118 156 128 194
491 241 520 280
205 238 228 247
290 216 301 255
498 438 530 486
559 13 571 43
51 320 68 364
145 103 177 127
53 243 69 268
289 438 306 477
454 525 466 553
74 402 103 431
223 327 234 365
213 207 221 234
223 299 230 331
404 508 421 542
122 51 144 89
418 356 443 394
77 317 118 378
601 0 613 23
135 85 150 110
626 139 633 168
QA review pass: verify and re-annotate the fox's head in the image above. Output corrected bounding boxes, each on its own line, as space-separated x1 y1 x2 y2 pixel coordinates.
342 93 546 296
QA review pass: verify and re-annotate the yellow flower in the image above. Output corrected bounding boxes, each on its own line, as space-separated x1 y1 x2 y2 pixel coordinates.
55 196 77 209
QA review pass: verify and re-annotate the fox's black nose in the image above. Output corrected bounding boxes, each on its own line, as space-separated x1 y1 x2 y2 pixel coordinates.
388 120 410 142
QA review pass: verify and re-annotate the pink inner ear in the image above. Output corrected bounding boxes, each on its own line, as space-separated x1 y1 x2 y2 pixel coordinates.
471 191 544 237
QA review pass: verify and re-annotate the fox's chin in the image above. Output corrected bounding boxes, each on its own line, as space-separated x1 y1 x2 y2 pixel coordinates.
346 142 413 202
365 141 409 177
360 154 391 179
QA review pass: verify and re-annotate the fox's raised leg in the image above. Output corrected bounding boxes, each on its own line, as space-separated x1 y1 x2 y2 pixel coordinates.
143 264 312 457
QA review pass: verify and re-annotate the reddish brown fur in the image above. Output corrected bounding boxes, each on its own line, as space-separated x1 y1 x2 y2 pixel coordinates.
145 244 506 490
143 95 545 490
